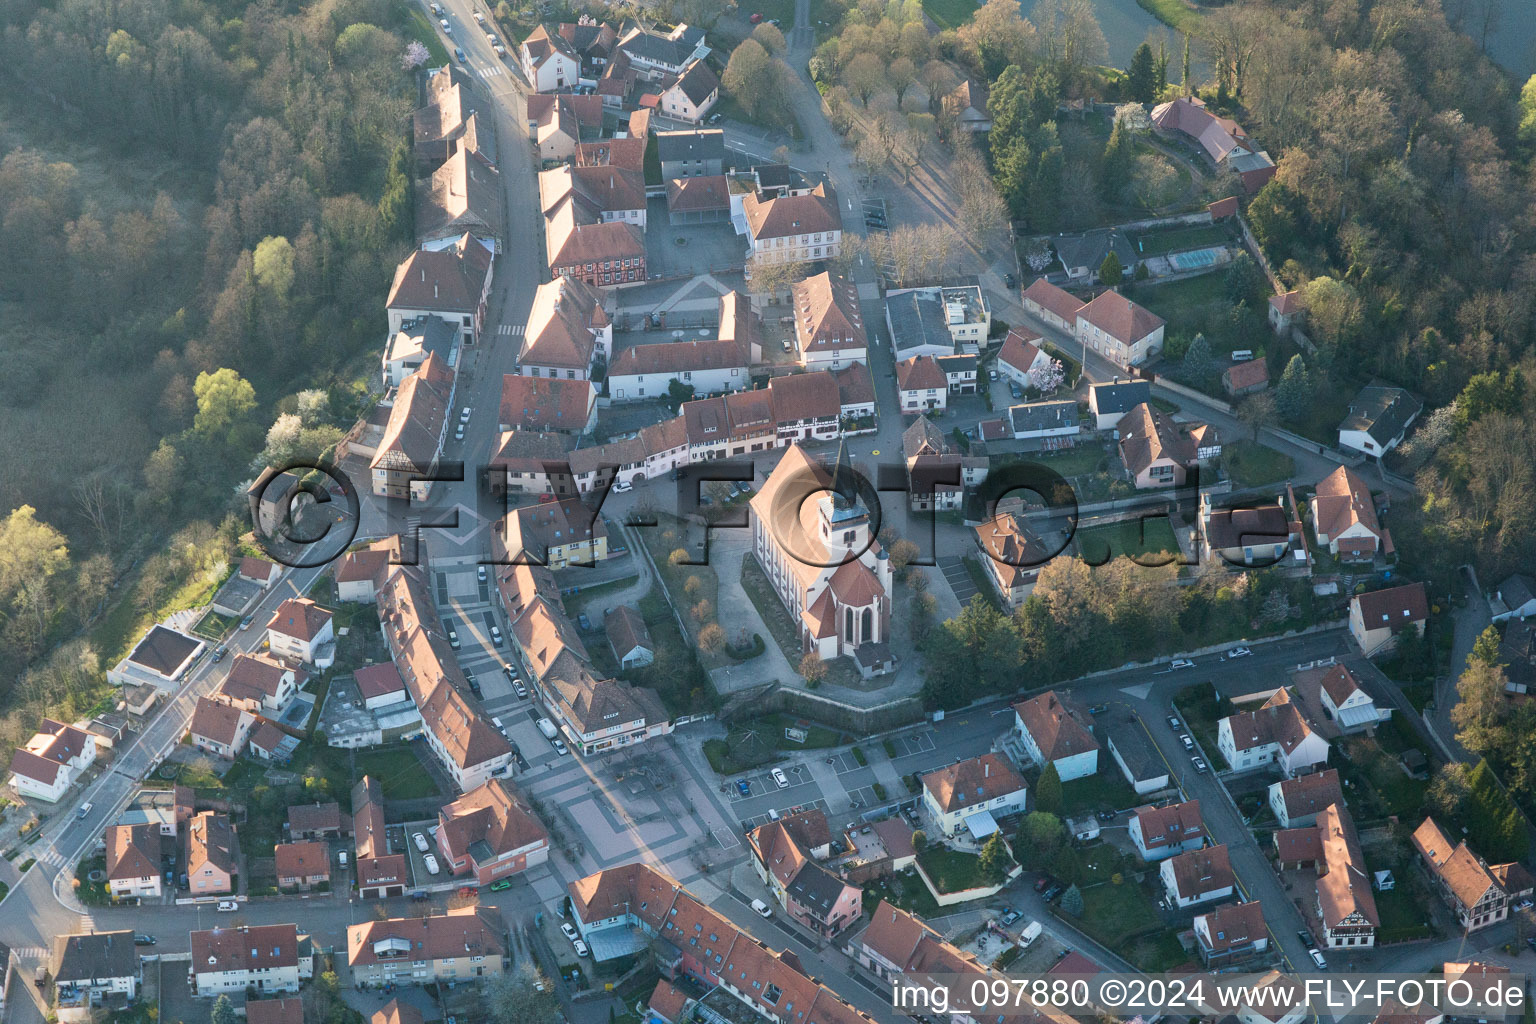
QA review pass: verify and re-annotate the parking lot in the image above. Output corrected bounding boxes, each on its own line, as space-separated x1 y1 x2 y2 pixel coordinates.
728 761 812 798
938 556 980 605
886 730 937 758
738 797 831 832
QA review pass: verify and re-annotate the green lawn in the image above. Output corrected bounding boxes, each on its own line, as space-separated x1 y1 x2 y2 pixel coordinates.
993 443 1106 480
1374 885 1434 942
921 0 979 29
1223 439 1296 489
1132 223 1232 257
1066 881 1193 970
741 555 805 669
917 845 998 893
402 6 451 65
861 869 942 919
353 747 440 799
703 712 847 774
1061 768 1142 815
1287 376 1355 446
1075 517 1179 564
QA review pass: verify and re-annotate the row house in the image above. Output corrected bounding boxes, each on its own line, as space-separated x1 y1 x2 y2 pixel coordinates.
608 339 748 401
1412 817 1535 934
353 775 408 899
515 275 612 381
498 374 599 435
902 416 962 512
436 777 550 883
919 753 1028 841
386 234 494 345
545 198 646 287
370 353 456 501
792 271 867 371
191 923 310 996
747 811 862 937
347 907 505 986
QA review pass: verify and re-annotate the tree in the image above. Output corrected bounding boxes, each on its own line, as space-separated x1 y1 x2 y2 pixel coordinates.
1300 276 1362 357
1274 355 1311 421
1391 623 1430 677
1180 33 1191 92
1034 762 1063 813
0 505 71 644
889 539 919 570
697 622 726 653
1237 391 1277 441
212 996 237 1024
1471 624 1503 667
979 834 1012 882
401 40 430 69
1098 251 1123 285
1181 333 1214 387
752 23 787 54
193 368 257 440
1058 883 1084 916
746 252 797 299
1015 811 1067 870
1224 251 1263 303
487 965 557 1024
844 53 887 105
666 378 696 412
955 0 1038 80
723 41 787 124
1100 120 1133 199
1030 359 1066 394
911 829 928 853
799 651 827 683
888 57 917 106
1126 43 1157 102
1453 658 1510 758
669 548 690 566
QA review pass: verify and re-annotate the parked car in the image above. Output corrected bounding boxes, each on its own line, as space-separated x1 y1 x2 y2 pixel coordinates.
490 625 504 647
989 369 999 381
708 113 722 124
460 406 471 423
217 900 239 911
465 672 481 698
1004 272 1018 288
454 46 466 61
447 623 460 649
553 738 569 755
573 939 590 958
771 768 789 788
1167 715 1181 729
1042 884 1066 903
613 479 633 493
490 878 512 891
211 644 227 662
78 802 93 820
473 9 483 20
1180 734 1194 750
737 779 752 796
577 613 592 631
749 11 762 21
1088 703 1108 715
412 890 430 901
515 682 528 699
134 934 156 946
1191 756 1208 773
999 909 1022 926
477 564 487 582
424 854 441 875
240 614 255 630
1034 876 1055 893
1170 658 1195 669
1227 646 1252 658
439 17 450 29
413 832 429 852
751 899 773 918
1309 948 1328 970
454 422 465 442
561 923 579 942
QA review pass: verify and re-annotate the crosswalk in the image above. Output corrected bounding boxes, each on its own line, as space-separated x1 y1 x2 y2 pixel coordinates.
477 66 506 78
35 846 69 869
496 323 524 336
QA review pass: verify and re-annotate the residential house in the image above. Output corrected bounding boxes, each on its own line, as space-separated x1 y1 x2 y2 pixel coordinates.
249 722 301 765
219 653 302 716
247 999 305 1024
1012 691 1099 781
1297 803 1378 949
335 537 407 604
288 802 348 841
435 777 550 883
115 785 192 837
516 275 612 381
1223 358 1270 396
657 129 725 178
352 775 408 899
524 93 604 161
1193 901 1268 966
943 80 991 132
385 234 494 344
488 431 577 497
50 932 140 1023
884 285 991 360
747 817 863 936
412 65 481 167
370 352 455 501
1052 229 1138 282
1216 689 1329 776
1201 495 1295 567
184 811 238 896
1312 465 1392 561
1117 402 1215 489
1349 583 1428 657
9 718 98 803
1490 574 1536 623
605 606 655 668
544 198 647 286
191 923 308 996
896 355 947 412
996 328 1052 388
665 175 731 224
793 271 868 371
540 163 647 230
740 182 842 266
417 149 503 251
238 557 280 589
105 824 163 902
1160 844 1236 908
902 416 962 512
607 339 748 400
1105 715 1171 796
1413 817 1528 933
1339 383 1423 459
615 22 708 80
1151 96 1276 193
1009 400 1079 440
937 353 979 394
1129 800 1207 862
347 906 505 986
519 25 579 91
107 624 205 690
1075 289 1165 367
498 374 599 435
1021 278 1085 333
1318 665 1387 731
973 513 1048 609
1269 291 1304 332
1500 620 1536 700
658 58 720 123
503 498 608 569
919 753 1028 841
1087 378 1152 431
188 697 255 760
383 315 459 389
566 435 649 493
1269 769 1343 829
748 445 894 677
769 369 843 442
266 598 335 667
274 841 331 892
373 1000 426 1024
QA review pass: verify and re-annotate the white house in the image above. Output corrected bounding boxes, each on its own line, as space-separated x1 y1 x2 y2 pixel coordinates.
1268 769 1342 829
740 182 842 267
1087 379 1152 431
604 606 655 669
896 355 947 413
657 58 720 123
1216 689 1329 776
1491 574 1536 623
266 598 335 667
50 932 140 1024
1317 665 1387 732
188 697 255 760
793 272 867 371
885 285 991 360
105 824 163 902
995 328 1052 388
1013 691 1099 781
1338 384 1422 460
1074 289 1165 368
107 624 205 690
1193 901 1269 966
1009 400 1079 440
1129 800 1207 862
8 719 98 803
218 653 302 716
1160 844 1235 908
1349 583 1428 658
191 923 310 996
1312 465 1391 562
919 754 1028 841
520 25 579 92
1106 718 1171 796
607 339 747 401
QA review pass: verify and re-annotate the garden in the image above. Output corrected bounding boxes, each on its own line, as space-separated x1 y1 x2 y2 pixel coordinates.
703 712 849 775
1060 879 1189 971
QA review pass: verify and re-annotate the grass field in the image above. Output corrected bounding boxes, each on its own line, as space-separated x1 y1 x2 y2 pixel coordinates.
1076 517 1179 563
861 869 942 919
1133 223 1231 257
403 6 451 65
1065 881 1191 970
1223 439 1296 489
1061 767 1142 814
921 0 980 29
917 845 996 892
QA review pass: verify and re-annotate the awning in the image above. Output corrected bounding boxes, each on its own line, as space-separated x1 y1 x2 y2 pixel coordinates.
964 809 999 839
585 924 650 962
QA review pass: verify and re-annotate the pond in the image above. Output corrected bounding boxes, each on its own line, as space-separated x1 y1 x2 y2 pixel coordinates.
1025 0 1210 82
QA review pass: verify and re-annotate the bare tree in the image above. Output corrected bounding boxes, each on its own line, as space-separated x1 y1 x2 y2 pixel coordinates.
843 53 887 105
888 57 918 106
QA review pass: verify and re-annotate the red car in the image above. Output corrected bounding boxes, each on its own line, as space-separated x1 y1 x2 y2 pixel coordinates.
458 886 478 899
749 11 762 22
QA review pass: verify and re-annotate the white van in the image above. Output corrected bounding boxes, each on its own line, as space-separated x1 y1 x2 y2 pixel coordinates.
750 899 772 918
424 854 441 875
338 850 348 867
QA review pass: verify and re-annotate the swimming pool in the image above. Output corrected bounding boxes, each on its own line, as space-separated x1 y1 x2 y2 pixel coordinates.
1168 247 1224 270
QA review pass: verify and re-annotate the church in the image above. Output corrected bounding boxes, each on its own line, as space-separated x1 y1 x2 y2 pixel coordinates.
748 444 894 678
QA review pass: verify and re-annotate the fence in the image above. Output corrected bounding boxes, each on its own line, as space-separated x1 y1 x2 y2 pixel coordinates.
747 685 928 736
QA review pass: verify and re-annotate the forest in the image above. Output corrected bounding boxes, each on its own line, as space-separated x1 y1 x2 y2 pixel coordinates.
0 0 420 746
